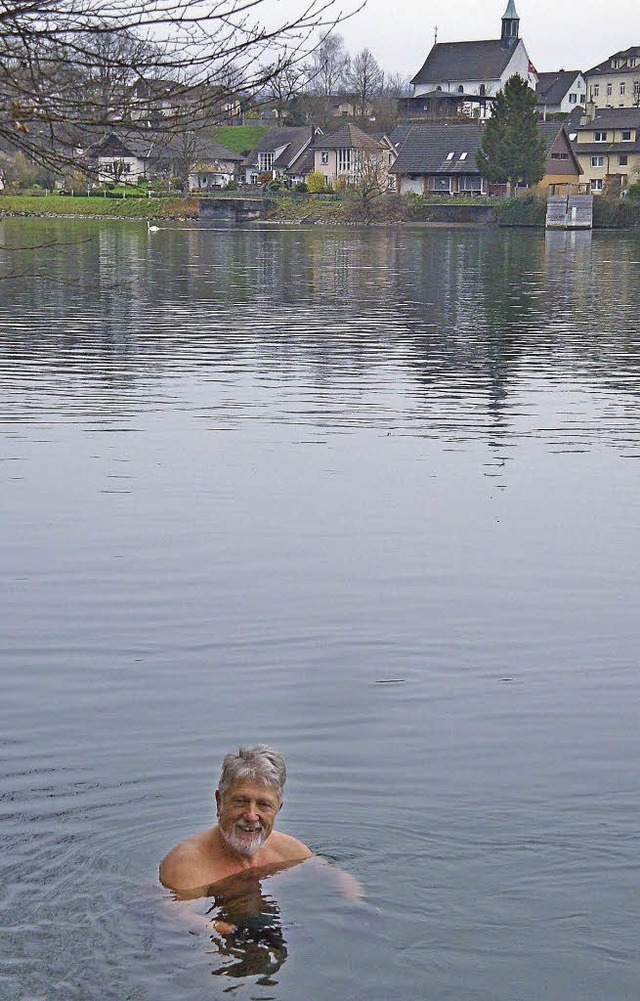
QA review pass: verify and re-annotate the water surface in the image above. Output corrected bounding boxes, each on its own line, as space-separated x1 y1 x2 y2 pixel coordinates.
1 219 640 1000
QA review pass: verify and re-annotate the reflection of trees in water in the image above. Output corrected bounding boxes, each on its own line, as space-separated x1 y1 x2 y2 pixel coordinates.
2 221 640 435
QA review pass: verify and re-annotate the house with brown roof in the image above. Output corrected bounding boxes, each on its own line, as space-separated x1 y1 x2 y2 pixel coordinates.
536 71 586 116
584 47 640 110
401 1 538 121
536 122 583 193
570 107 640 193
311 124 396 187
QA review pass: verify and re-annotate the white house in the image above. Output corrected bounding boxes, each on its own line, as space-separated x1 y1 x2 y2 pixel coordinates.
405 1 537 120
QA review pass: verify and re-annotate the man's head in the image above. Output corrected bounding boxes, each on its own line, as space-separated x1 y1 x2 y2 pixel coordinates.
215 745 286 858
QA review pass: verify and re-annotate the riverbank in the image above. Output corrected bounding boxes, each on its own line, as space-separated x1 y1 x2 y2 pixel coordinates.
1 191 639 228
0 194 199 220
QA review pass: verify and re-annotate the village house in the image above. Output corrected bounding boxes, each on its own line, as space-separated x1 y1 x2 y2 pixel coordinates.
82 132 147 184
570 107 640 194
583 47 640 110
311 124 396 187
400 0 537 121
81 130 242 189
536 71 586 117
242 126 319 185
389 120 581 195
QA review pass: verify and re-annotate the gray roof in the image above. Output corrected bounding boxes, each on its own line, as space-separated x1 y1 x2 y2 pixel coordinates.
502 0 519 18
84 130 242 165
411 40 519 87
585 46 640 77
572 110 640 154
312 124 382 151
390 121 579 176
389 122 486 175
573 107 640 131
536 71 582 105
243 126 315 167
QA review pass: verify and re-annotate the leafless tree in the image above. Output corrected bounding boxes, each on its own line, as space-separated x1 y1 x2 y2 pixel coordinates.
305 32 350 98
343 146 394 223
0 0 354 172
346 48 383 123
261 61 309 121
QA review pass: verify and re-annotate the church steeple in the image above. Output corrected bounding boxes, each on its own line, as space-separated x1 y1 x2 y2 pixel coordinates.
501 0 519 48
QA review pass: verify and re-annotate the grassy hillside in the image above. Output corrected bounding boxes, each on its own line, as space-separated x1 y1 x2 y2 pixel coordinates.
211 124 270 154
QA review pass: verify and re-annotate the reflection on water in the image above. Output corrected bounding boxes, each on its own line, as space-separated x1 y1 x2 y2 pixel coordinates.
206 870 289 982
1 220 640 1000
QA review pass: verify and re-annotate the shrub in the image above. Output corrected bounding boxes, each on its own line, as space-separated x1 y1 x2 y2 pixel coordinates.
592 196 640 228
294 181 308 193
626 180 640 201
307 170 330 193
493 194 545 227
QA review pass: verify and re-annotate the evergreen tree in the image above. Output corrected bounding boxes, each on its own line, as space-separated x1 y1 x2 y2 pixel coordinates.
476 75 546 195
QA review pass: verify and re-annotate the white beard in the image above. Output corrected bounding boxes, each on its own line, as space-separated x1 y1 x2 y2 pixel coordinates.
220 822 266 857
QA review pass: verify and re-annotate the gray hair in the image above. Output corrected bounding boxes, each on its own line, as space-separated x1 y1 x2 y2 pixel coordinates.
218 744 287 802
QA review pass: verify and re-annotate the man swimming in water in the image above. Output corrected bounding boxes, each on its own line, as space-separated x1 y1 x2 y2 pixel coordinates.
160 744 312 893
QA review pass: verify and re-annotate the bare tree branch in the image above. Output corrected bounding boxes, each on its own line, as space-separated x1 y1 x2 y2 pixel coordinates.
0 0 358 171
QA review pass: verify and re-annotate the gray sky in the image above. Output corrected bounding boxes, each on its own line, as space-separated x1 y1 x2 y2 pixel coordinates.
335 0 639 79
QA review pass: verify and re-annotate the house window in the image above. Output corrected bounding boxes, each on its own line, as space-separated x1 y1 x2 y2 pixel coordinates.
594 131 608 142
458 85 464 93
591 178 603 190
629 58 637 67
620 83 626 95
458 174 482 191
459 152 468 160
569 93 577 103
606 83 612 96
446 152 454 160
258 152 274 170
551 152 569 159
621 130 632 141
592 84 600 97
619 155 628 166
320 151 329 164
611 59 620 68
337 148 351 172
591 156 604 166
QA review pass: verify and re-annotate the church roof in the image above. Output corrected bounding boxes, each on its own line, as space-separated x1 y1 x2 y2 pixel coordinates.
411 39 520 87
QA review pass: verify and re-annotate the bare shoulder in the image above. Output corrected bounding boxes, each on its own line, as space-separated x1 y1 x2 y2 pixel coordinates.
159 830 212 889
270 830 313 862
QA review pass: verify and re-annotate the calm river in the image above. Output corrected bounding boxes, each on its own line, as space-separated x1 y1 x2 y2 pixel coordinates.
1 218 639 1000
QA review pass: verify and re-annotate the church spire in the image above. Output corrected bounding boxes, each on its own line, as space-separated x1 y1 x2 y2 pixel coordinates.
501 0 519 48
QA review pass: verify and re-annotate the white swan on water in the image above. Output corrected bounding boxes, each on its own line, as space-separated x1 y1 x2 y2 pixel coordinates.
147 220 159 232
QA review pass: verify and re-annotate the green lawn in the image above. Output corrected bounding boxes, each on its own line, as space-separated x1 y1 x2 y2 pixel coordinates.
212 124 270 154
0 194 198 218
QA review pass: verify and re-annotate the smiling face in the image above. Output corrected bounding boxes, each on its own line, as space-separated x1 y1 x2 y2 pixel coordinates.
216 780 282 858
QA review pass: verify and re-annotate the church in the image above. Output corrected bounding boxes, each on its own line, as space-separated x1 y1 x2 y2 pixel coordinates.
400 1 538 121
